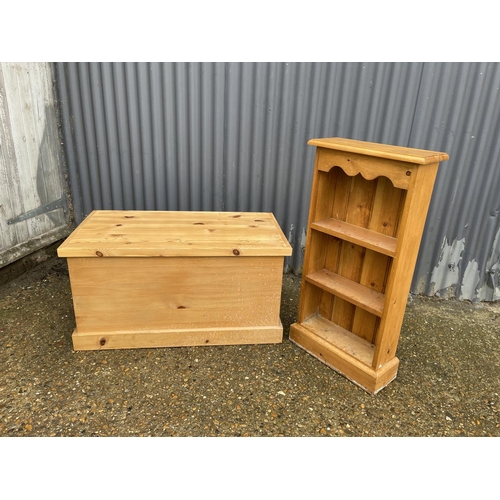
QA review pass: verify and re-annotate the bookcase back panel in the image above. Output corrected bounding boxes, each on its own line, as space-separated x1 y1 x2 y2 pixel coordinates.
311 169 407 343
315 169 406 234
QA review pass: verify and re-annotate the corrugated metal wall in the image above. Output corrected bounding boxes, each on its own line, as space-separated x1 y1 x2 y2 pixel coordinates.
0 62 70 268
410 62 500 301
54 62 500 301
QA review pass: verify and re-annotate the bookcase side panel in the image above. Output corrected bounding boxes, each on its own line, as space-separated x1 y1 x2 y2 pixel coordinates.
373 163 439 369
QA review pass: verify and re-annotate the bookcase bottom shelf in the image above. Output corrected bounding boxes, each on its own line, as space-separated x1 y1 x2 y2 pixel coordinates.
289 316 399 394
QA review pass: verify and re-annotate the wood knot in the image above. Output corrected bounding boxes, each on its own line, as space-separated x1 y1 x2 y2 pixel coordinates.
95 251 104 257
99 338 106 346
232 215 241 218
177 305 187 309
193 222 205 225
406 171 411 176
232 249 240 256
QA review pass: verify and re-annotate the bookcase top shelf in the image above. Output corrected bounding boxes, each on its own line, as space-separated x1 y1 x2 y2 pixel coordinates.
308 137 449 165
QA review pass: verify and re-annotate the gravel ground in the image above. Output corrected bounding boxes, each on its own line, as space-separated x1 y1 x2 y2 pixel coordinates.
1 255 499 437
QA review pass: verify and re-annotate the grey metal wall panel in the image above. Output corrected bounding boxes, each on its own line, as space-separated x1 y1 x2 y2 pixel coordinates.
410 62 500 301
55 62 500 301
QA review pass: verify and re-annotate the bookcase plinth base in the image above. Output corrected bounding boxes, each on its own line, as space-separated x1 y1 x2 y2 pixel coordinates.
290 322 399 394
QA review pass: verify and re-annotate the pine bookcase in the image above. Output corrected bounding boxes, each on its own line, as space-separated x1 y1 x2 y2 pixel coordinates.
290 138 449 394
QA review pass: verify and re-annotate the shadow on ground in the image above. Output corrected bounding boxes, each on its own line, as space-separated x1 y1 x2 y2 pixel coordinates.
1 256 499 436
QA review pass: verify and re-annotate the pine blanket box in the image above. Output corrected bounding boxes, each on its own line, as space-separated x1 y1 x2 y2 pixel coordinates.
57 210 292 350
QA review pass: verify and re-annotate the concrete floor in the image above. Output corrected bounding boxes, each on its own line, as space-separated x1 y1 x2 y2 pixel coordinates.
0 254 499 437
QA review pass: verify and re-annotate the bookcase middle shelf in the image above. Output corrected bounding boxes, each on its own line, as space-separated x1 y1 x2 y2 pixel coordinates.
310 218 397 257
304 268 386 317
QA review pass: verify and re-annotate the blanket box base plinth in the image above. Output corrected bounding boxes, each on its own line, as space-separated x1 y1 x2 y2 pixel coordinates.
58 211 292 351
72 324 284 351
